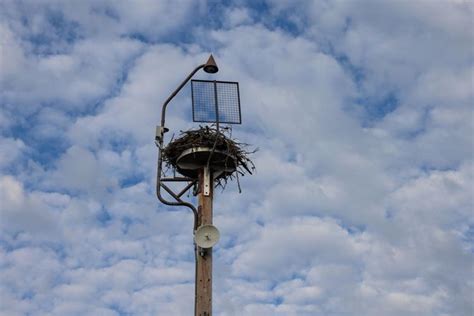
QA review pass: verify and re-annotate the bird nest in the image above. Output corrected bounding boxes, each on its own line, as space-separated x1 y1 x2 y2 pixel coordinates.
162 126 256 190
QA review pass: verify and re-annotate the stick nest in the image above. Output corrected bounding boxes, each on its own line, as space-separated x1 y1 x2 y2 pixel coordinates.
162 126 256 190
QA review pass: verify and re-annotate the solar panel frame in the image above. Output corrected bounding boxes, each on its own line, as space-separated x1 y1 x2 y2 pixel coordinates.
191 79 242 124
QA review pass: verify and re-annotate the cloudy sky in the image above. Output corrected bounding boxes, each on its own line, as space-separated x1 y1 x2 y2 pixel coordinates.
0 0 473 315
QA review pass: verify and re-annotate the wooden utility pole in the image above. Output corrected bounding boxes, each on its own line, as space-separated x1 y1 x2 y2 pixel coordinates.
195 167 213 316
154 55 249 315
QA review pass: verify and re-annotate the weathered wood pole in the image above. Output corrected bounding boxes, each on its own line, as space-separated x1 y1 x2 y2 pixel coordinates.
195 167 213 316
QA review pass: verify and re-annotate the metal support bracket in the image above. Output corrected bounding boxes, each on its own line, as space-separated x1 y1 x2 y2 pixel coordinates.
155 126 169 142
199 247 208 257
203 167 211 196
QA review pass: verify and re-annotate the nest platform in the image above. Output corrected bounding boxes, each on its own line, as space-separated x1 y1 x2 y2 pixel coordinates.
176 146 237 178
162 126 255 183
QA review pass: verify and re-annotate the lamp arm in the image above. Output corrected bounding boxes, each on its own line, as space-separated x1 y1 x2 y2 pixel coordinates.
155 63 205 232
160 64 205 128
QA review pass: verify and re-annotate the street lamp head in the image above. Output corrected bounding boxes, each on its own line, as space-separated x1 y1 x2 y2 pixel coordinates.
203 54 218 73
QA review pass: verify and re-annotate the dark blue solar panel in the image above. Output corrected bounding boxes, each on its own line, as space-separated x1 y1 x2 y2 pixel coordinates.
191 80 241 124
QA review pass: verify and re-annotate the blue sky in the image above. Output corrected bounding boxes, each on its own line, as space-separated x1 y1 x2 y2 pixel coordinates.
0 1 473 315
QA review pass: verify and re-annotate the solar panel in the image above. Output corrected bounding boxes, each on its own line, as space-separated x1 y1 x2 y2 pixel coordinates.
191 80 241 124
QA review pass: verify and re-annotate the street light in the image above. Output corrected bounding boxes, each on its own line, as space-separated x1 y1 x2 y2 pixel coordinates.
154 54 249 316
203 55 218 74
158 54 218 131
155 55 219 232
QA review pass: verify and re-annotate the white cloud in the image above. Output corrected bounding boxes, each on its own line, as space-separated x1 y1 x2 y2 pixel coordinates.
231 217 365 279
0 137 25 169
0 176 62 239
0 35 143 111
0 0 472 315
49 145 118 197
224 7 254 28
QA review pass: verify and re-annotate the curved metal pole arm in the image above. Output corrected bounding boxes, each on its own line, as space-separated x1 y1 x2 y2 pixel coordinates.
160 64 205 128
156 181 198 231
156 146 198 231
156 63 206 232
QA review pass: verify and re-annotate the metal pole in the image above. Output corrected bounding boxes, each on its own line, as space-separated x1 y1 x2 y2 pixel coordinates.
156 64 206 231
195 167 213 316
214 80 219 133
